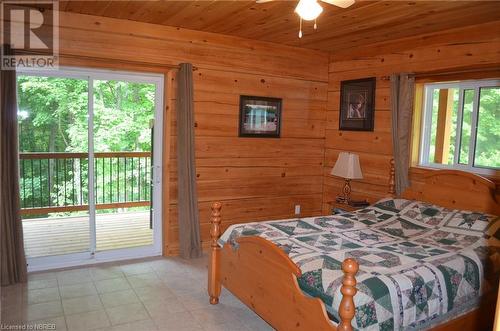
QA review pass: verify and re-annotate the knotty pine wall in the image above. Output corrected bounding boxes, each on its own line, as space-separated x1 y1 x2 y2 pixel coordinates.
39 11 329 255
323 21 500 214
167 69 328 254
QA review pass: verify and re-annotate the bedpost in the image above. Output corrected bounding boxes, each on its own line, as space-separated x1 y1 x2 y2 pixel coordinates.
338 258 359 331
388 158 396 197
208 202 222 305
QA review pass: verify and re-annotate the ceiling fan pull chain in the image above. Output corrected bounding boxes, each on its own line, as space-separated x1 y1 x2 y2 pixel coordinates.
299 17 303 38
314 18 317 30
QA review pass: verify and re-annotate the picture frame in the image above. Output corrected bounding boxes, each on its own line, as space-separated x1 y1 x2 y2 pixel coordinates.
339 77 376 131
239 95 282 138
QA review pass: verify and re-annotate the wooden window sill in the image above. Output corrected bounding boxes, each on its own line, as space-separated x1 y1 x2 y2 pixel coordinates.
409 166 500 185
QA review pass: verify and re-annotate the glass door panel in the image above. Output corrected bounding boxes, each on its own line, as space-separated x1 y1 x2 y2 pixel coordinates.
17 74 90 259
92 79 156 252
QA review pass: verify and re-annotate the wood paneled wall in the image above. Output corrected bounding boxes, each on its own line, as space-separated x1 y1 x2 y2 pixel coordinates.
167 68 328 254
323 22 500 214
32 11 329 255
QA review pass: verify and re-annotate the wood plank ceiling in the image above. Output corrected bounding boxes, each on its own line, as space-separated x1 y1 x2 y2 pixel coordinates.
58 1 500 53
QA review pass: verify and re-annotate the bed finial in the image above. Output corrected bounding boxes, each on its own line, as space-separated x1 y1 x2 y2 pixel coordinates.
210 202 222 247
388 158 396 197
208 202 222 304
338 258 359 331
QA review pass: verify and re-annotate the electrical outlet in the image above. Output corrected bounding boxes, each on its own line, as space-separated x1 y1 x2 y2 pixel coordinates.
295 205 301 215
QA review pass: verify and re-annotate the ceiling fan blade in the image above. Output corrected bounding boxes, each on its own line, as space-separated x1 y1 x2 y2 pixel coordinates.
321 0 355 8
255 0 274 3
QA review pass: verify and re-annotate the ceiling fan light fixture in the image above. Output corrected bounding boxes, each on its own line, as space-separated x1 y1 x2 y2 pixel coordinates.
295 0 323 21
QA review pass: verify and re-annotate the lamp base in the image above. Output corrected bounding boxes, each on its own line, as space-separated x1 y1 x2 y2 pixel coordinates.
335 179 352 204
335 196 349 204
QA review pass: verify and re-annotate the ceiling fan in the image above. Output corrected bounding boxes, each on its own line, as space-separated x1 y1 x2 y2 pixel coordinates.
256 0 355 38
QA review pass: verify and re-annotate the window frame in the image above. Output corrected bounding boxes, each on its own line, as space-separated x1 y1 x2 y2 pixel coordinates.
419 79 499 175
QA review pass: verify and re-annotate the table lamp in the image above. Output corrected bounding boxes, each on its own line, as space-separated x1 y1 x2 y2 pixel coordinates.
331 152 363 204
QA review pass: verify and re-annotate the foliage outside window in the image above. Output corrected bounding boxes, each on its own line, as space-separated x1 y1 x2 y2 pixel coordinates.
419 79 499 174
17 71 157 217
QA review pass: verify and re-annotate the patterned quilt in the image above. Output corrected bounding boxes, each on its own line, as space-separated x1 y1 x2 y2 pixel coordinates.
219 198 500 331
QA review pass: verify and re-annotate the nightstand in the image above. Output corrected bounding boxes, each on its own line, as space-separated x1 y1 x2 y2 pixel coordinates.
327 201 367 215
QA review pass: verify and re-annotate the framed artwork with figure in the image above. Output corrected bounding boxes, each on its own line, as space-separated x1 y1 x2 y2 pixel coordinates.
339 77 376 131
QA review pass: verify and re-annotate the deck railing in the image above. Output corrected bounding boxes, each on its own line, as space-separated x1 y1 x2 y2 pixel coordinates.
19 151 152 215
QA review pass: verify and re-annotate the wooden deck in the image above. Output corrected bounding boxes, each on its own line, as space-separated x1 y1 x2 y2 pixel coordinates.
22 211 153 258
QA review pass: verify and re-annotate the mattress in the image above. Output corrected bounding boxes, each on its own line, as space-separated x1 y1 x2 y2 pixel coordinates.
218 198 500 331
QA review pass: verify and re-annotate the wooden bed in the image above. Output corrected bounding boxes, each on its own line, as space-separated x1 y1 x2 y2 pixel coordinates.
208 161 499 331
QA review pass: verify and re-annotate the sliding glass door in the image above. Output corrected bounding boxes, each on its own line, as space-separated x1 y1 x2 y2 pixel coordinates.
18 74 91 260
92 77 160 255
17 67 164 271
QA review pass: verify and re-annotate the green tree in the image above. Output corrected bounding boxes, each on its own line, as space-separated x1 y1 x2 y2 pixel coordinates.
17 75 156 216
475 87 500 168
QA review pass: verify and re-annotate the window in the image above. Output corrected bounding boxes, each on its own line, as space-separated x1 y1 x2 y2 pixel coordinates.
419 79 499 174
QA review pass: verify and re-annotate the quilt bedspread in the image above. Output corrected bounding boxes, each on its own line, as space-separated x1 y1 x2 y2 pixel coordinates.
218 198 500 331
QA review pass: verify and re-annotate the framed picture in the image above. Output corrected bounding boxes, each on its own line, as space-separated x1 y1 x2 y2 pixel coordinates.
239 95 282 138
339 77 376 131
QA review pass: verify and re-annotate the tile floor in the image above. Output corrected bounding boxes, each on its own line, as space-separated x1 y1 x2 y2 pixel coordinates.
1 256 274 331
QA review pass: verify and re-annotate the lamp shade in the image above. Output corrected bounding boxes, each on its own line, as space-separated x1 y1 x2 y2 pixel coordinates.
331 152 363 179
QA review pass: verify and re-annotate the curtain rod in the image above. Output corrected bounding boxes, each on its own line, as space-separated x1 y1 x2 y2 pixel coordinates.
380 67 499 81
9 49 198 71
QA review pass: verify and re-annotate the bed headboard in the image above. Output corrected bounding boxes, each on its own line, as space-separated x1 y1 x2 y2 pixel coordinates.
388 160 499 215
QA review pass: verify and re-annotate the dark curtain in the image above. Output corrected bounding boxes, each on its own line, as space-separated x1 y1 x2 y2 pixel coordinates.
1 45 27 286
176 63 202 259
390 73 415 196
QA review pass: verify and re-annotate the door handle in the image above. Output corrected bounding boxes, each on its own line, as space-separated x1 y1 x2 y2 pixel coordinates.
152 165 161 184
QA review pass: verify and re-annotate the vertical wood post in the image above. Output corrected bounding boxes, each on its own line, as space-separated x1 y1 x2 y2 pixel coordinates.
208 202 222 304
388 158 396 197
338 258 359 331
434 89 454 164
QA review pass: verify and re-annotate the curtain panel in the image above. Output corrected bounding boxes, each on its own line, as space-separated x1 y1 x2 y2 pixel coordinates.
390 73 416 196
176 63 202 259
1 45 28 286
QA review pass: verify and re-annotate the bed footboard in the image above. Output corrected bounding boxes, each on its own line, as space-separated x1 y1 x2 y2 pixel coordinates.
208 202 359 331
